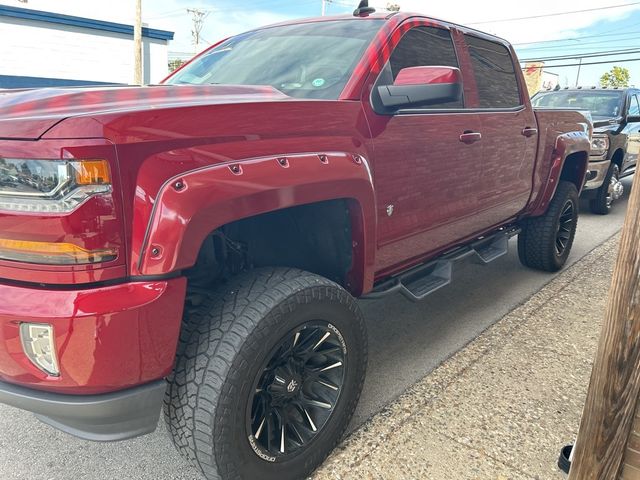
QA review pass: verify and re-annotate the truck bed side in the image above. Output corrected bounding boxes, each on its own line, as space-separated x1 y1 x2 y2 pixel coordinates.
526 109 591 216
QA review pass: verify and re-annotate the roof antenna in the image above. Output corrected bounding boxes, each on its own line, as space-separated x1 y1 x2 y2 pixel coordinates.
353 0 376 16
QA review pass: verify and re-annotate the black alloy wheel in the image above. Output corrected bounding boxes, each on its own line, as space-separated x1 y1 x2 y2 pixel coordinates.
247 322 346 458
555 200 575 257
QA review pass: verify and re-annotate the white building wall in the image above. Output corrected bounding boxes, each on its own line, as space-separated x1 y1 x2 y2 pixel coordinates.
147 40 170 84
2 0 135 26
0 0 171 85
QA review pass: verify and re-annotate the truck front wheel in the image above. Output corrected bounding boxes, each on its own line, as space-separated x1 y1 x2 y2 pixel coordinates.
164 268 367 480
518 181 579 272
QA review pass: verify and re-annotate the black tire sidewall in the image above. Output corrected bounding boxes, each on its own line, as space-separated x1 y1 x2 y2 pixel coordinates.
549 183 579 270
518 181 579 272
214 284 366 480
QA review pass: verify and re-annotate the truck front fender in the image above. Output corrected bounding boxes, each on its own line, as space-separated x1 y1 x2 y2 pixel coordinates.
133 152 377 294
529 131 590 216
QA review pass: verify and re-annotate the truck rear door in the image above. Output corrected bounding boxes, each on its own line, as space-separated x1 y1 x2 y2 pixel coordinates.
461 34 538 223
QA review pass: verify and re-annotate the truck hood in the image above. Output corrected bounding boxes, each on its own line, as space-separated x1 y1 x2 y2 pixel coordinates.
0 84 289 140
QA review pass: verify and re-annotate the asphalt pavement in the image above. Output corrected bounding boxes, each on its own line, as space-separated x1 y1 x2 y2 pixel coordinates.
0 177 633 480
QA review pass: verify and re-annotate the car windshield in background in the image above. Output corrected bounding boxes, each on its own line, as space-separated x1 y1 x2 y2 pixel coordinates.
532 90 624 118
165 20 383 100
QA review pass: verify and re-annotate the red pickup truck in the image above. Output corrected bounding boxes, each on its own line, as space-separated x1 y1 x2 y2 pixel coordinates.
0 7 590 480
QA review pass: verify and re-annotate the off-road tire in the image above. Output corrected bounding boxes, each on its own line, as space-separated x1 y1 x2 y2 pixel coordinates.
518 181 579 272
590 163 619 215
164 268 367 480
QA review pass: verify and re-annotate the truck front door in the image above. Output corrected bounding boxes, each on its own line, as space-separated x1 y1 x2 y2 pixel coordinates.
624 93 640 169
363 25 483 273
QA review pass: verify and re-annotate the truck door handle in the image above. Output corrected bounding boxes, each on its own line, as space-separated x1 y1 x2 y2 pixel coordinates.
522 127 538 138
459 132 482 144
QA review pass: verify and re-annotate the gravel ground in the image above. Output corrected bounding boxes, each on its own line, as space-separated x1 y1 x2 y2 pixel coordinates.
312 235 619 480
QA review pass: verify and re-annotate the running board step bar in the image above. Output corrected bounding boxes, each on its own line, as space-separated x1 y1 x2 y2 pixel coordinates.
364 226 520 302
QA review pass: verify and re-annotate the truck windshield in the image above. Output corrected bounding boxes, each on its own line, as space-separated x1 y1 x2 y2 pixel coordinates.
164 20 383 100
532 90 624 118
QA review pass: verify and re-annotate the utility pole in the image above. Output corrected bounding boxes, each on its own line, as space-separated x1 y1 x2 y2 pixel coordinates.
321 0 327 16
134 0 143 85
567 176 640 476
575 57 582 86
187 8 209 53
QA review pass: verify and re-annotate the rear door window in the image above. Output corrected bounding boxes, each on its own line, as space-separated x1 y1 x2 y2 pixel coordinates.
464 35 522 109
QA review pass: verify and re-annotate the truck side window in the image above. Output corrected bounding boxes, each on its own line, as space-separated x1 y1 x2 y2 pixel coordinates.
464 35 522 109
379 26 463 109
629 95 640 116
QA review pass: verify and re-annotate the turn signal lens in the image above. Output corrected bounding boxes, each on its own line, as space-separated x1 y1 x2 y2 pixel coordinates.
20 323 60 377
0 238 117 265
73 159 111 185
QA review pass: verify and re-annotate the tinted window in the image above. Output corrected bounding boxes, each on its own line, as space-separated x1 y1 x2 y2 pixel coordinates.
165 20 383 100
532 90 624 118
465 35 521 108
379 26 463 109
629 95 640 116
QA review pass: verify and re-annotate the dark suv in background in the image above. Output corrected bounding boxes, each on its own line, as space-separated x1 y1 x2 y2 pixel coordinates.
532 87 640 214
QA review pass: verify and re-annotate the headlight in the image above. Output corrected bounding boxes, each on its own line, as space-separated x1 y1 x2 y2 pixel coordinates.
590 135 610 157
0 158 111 213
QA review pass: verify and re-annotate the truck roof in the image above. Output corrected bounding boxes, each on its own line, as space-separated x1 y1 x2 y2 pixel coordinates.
253 11 513 48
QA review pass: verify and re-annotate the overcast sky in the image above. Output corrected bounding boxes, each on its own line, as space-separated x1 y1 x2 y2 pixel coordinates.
6 0 640 87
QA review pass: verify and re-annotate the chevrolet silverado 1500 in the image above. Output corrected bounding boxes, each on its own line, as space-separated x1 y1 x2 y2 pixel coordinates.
0 5 590 480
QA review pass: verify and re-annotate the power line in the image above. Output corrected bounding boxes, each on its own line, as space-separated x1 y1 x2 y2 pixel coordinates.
469 1 640 25
521 47 640 62
147 0 319 25
519 41 640 55
514 29 640 47
142 8 185 20
518 40 640 53
522 57 640 69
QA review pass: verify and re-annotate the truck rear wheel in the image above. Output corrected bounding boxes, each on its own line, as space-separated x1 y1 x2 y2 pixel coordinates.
518 181 579 272
590 163 623 215
164 268 367 480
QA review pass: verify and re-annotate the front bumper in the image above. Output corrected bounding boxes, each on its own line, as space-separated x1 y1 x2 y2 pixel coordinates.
0 379 165 441
583 159 611 191
0 277 186 440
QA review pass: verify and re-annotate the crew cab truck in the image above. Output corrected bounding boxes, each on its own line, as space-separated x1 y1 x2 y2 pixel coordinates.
532 87 640 214
0 7 590 480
